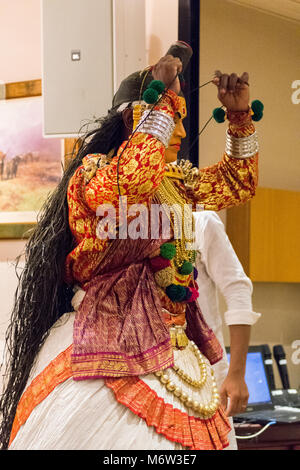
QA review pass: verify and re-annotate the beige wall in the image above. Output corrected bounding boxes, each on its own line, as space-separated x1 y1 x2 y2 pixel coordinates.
199 0 300 388
145 0 178 64
250 282 300 390
220 283 300 389
0 0 37 331
0 0 42 83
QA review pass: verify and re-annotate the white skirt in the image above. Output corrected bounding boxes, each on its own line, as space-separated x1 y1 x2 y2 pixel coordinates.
9 309 235 450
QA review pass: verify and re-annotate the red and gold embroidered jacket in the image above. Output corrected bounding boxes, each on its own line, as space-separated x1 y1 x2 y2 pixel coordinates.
65 90 258 285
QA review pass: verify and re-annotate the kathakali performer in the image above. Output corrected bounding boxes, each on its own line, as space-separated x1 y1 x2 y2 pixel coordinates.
1 42 259 450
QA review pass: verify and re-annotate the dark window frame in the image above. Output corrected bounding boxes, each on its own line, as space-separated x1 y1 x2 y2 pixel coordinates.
178 0 200 167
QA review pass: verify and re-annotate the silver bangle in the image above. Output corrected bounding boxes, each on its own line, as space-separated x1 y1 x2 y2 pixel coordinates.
225 130 259 159
137 110 175 147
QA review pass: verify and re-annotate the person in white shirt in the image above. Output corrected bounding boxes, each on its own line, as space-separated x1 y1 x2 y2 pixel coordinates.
193 210 261 450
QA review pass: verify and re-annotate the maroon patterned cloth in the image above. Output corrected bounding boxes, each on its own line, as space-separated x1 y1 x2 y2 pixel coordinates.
71 237 223 380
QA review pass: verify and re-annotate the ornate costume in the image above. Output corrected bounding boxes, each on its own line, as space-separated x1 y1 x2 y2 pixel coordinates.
8 43 259 450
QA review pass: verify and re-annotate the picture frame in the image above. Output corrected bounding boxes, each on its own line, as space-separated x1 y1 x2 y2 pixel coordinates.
0 79 75 239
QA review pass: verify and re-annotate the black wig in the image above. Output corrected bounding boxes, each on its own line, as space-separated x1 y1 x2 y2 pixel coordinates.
0 109 124 449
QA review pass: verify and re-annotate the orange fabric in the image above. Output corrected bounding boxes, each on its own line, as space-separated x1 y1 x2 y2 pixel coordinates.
9 345 230 450
65 91 180 285
162 311 186 327
9 345 73 446
105 377 231 450
191 109 258 211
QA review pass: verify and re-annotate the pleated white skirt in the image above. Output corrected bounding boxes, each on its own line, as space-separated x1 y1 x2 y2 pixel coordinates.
9 311 236 450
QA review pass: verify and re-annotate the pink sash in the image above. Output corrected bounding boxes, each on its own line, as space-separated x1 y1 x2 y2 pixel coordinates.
71 238 223 380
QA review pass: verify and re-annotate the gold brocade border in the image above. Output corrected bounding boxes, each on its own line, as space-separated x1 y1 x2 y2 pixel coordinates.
71 340 173 379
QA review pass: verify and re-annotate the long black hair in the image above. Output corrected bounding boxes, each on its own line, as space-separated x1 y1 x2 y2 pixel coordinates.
0 109 124 449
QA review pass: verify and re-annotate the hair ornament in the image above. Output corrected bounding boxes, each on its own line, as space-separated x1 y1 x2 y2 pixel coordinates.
212 100 264 123
160 242 176 260
251 99 264 121
212 107 226 123
142 80 166 104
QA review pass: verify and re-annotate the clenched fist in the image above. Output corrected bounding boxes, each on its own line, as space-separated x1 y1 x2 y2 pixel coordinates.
213 71 250 112
152 55 183 95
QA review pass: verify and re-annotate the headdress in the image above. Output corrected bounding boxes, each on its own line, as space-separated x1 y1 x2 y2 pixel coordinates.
111 40 193 112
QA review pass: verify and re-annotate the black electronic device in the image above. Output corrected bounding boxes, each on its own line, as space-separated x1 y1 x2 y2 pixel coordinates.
261 344 276 391
226 345 300 424
271 389 300 408
273 344 291 390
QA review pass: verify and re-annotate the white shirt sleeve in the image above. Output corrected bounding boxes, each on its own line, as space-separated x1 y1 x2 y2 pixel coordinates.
194 211 261 326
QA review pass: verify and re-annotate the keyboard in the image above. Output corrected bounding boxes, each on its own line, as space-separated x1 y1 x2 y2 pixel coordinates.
235 407 300 424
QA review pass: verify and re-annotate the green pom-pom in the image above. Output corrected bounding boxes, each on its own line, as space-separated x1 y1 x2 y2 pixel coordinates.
212 107 226 123
143 88 159 104
166 284 186 302
252 110 263 121
149 80 165 94
160 243 176 260
179 261 193 275
251 100 264 114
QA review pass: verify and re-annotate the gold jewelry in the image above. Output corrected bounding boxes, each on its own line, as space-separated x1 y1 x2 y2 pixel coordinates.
155 341 220 417
164 160 200 191
172 341 207 388
132 104 143 130
164 163 185 180
178 159 200 190
155 176 195 268
169 325 189 349
139 67 152 101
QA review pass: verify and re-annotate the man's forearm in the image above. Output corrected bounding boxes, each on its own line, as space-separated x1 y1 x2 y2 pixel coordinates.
220 324 251 416
228 324 251 377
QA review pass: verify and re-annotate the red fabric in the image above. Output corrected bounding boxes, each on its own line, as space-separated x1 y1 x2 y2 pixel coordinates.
105 376 231 450
149 256 171 272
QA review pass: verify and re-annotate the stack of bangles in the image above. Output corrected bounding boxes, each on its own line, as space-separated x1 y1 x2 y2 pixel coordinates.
136 79 262 159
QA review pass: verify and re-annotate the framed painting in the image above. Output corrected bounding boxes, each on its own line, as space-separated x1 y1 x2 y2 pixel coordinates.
0 79 67 239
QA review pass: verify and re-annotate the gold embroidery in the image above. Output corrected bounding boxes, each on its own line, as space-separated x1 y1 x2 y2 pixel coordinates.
137 181 154 195
71 340 173 379
149 150 164 165
75 219 85 234
123 159 139 174
131 134 146 145
237 167 249 178
198 182 213 194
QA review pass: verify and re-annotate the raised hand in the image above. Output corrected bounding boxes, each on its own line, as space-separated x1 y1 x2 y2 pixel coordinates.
213 71 250 112
152 55 183 95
